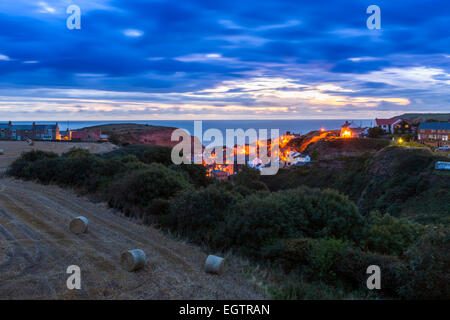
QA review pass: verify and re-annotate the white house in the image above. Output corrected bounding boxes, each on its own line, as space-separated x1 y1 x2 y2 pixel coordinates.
375 118 403 134
285 151 310 167
249 157 264 170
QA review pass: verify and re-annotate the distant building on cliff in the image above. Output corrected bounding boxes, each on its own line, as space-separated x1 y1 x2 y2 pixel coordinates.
33 122 60 140
341 121 369 138
71 130 101 142
0 121 60 141
418 122 450 146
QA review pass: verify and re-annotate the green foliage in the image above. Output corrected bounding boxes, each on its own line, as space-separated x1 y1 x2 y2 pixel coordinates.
107 164 192 218
169 163 211 188
310 150 320 160
102 145 172 165
261 154 370 202
307 138 390 155
335 247 407 297
7 146 449 299
400 133 413 141
268 274 352 300
223 187 364 256
263 146 449 224
62 147 91 158
363 212 425 256
399 227 450 299
15 150 58 162
7 151 124 192
165 185 241 246
308 238 348 280
359 146 449 222
272 238 313 271
368 127 385 138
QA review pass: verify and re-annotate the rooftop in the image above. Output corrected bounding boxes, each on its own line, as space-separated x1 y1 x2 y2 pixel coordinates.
418 122 450 130
375 118 402 126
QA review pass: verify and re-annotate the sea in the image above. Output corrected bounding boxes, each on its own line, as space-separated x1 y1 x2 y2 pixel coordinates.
7 120 374 134
6 119 374 145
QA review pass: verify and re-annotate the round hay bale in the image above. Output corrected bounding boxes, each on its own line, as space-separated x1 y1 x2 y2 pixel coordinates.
204 255 225 275
121 249 146 272
69 216 89 234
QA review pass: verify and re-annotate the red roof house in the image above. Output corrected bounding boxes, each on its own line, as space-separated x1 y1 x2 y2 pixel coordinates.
375 118 402 133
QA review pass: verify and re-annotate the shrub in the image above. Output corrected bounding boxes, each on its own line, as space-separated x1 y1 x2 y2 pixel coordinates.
165 185 241 246
335 247 407 297
261 238 313 272
7 150 127 191
269 273 350 300
62 147 91 158
142 198 170 225
102 145 172 165
310 150 320 160
106 163 191 219
308 238 348 280
363 212 425 256
142 145 172 165
169 163 211 188
16 150 58 162
399 227 450 299
368 127 385 138
222 187 364 256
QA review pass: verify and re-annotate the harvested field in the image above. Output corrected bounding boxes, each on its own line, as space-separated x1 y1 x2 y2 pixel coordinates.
0 178 266 299
0 141 117 170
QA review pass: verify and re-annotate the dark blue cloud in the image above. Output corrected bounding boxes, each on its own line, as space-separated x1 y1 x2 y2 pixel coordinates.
0 0 448 118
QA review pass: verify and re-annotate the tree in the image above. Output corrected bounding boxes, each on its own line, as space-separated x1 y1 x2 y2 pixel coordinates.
106 163 192 218
165 185 241 247
233 165 269 191
363 212 424 256
368 127 385 138
400 227 450 299
222 187 365 256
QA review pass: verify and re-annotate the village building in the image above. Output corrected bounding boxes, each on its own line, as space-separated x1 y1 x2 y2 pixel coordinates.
340 121 369 138
11 124 34 141
393 120 414 134
0 121 60 141
33 122 60 140
249 157 264 170
417 122 450 146
210 169 230 180
375 118 403 134
71 130 101 142
0 123 10 139
60 130 72 141
284 151 310 167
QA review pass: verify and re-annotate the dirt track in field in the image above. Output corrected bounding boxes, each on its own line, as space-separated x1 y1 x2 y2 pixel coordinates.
0 178 266 300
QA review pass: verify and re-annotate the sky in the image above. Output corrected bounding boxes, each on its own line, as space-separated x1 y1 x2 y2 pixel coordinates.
0 0 449 120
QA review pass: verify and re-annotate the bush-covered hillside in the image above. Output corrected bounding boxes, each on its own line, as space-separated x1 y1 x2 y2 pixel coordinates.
7 145 450 299
262 146 450 224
